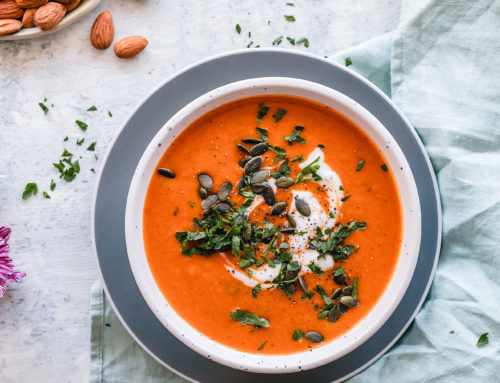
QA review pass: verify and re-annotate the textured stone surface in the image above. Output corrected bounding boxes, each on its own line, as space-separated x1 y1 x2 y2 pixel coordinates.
0 1 400 381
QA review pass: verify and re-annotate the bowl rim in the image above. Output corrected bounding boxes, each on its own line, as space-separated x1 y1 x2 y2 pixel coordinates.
124 76 422 373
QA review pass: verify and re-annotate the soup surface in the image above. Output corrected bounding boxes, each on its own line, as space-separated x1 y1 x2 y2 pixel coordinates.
143 95 402 354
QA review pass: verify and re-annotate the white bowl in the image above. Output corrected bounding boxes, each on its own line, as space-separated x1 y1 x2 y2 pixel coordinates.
0 0 101 41
125 77 421 373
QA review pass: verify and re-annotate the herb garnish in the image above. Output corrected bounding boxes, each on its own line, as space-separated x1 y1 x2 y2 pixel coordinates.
87 142 96 151
230 309 269 328
284 15 296 22
63 136 69 142
43 191 51 199
256 127 268 141
287 37 295 45
87 106 97 111
315 285 332 305
272 36 283 46
308 262 324 275
334 267 345 276
257 341 267 350
267 144 287 162
296 37 309 48
284 125 305 144
53 150 80 182
75 120 88 131
273 108 287 122
318 144 325 150
352 277 359 299
381 164 388 172
50 179 56 191
341 195 351 202
477 333 489 347
292 329 304 341
291 155 303 162
257 103 269 122
22 183 38 200
77 138 85 146
252 284 261 298
235 24 241 34
345 57 352 66
39 102 49 114
108 111 113 117
356 159 365 171
296 156 322 183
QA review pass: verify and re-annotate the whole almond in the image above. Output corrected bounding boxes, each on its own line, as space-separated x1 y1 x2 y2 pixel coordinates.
0 0 24 19
90 10 114 49
65 0 78 11
54 0 72 3
114 36 148 58
0 18 22 34
21 6 35 27
16 0 47 8
33 1 65 30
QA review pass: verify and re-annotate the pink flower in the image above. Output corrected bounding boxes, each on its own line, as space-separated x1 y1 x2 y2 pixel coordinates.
0 227 26 299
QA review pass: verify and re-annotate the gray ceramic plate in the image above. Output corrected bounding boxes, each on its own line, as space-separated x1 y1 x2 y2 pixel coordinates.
92 49 441 382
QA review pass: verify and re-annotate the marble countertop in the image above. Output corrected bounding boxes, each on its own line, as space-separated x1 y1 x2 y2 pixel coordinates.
0 1 400 381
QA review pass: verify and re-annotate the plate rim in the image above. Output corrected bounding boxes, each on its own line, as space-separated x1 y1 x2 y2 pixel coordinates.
91 47 442 383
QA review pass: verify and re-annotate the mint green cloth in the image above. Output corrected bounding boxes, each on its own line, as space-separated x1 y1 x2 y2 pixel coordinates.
91 1 500 381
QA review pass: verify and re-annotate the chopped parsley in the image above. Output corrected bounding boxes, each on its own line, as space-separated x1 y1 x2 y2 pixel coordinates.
329 211 335 218
53 150 80 182
356 159 365 171
341 195 351 202
477 333 489 347
308 262 324 275
287 37 295 45
284 125 305 144
76 138 85 146
272 35 283 46
256 127 268 141
296 37 309 48
273 108 287 122
334 267 345 276
39 102 49 114
230 309 269 328
267 144 287 162
43 191 51 199
189 201 195 207
296 156 322 183
284 15 296 22
87 105 97 111
75 120 88 131
318 144 325 150
345 57 352 66
291 155 303 162
286 2 294 5
292 328 304 341
108 111 113 117
315 285 332 305
257 341 267 350
87 142 96 151
50 179 56 191
257 103 269 122
247 41 253 48
63 136 69 142
381 164 388 172
22 183 38 200
235 24 241 34
252 284 261 298
352 277 359 299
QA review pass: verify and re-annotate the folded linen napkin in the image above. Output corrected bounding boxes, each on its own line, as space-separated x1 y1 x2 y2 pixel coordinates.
90 1 500 381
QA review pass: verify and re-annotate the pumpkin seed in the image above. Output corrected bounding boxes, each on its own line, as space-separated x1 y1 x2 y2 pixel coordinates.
234 214 247 226
239 156 251 168
198 187 208 199
249 142 269 156
282 283 296 295
251 170 270 184
244 156 263 175
284 269 299 281
327 305 341 323
198 174 213 190
251 182 268 194
270 201 287 215
242 138 263 144
278 158 288 173
298 276 309 293
201 194 218 210
158 168 175 178
218 182 232 201
241 223 252 242
339 302 348 314
295 198 311 217
305 331 324 343
216 202 231 214
262 185 275 206
286 213 297 228
279 226 295 234
238 175 245 191
276 176 294 189
331 288 342 300
279 242 290 250
343 286 353 296
340 295 358 307
334 273 346 285
237 144 250 154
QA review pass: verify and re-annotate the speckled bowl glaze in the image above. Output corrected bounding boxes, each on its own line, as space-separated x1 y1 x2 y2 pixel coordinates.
124 77 421 373
0 0 101 41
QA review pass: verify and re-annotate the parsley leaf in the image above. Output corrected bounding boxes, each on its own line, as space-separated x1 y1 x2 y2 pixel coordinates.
296 156 322 183
273 108 287 122
257 103 269 122
43 191 51 199
75 120 88 131
315 285 332 305
87 142 97 151
50 179 56 191
230 309 269 328
352 277 359 299
341 195 351 202
284 15 295 21
381 164 388 172
292 328 304 341
477 333 489 347
252 284 261 298
296 37 309 47
356 159 365 171
256 127 268 141
284 125 306 145
345 57 353 66
308 261 324 275
22 183 38 200
87 106 97 111
272 35 283 46
235 24 241 34
39 103 49 115
257 341 267 350
318 144 325 150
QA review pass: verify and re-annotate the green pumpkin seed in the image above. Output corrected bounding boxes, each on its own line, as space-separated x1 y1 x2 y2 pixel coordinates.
216 202 231 214
276 176 294 189
334 273 346 285
340 295 358 307
242 138 263 144
244 156 263 175
295 198 311 217
343 286 353 296
241 223 252 242
249 142 269 156
262 185 275 206
238 175 245 191
237 144 250 154
198 174 213 190
278 159 288 173
279 226 295 234
327 305 340 323
339 302 348 314
158 168 175 178
201 194 218 210
279 242 290 250
270 201 287 215
218 182 232 201
305 331 324 343
286 213 297 228
298 276 308 293
251 182 269 194
234 214 247 226
198 187 208 199
331 288 342 300
251 170 270 184
239 156 251 168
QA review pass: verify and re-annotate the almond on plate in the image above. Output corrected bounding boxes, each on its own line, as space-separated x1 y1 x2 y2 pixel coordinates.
114 36 148 58
90 10 114 49
65 0 79 12
16 0 47 8
0 18 22 34
0 0 24 19
33 1 66 30
21 6 35 27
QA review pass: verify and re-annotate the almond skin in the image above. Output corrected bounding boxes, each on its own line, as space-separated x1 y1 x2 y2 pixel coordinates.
0 0 24 19
90 10 114 49
114 36 148 58
0 18 22 34
54 0 73 3
16 0 47 8
21 6 35 27
65 0 79 11
33 1 65 30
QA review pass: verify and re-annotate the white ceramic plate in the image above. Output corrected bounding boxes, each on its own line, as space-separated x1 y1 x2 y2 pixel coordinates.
124 77 422 374
0 0 101 41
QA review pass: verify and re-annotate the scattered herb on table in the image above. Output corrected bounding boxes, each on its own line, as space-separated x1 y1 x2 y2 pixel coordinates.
296 37 309 47
77 138 85 146
108 111 113 117
272 36 283 46
50 179 56 191
235 24 241 34
87 105 97 111
345 57 352 66
42 191 50 199
284 15 296 22
477 333 489 347
287 37 295 45
75 120 88 131
39 102 49 115
87 142 96 151
22 183 38 200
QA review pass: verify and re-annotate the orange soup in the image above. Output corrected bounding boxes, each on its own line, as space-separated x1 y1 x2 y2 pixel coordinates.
143 95 402 354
